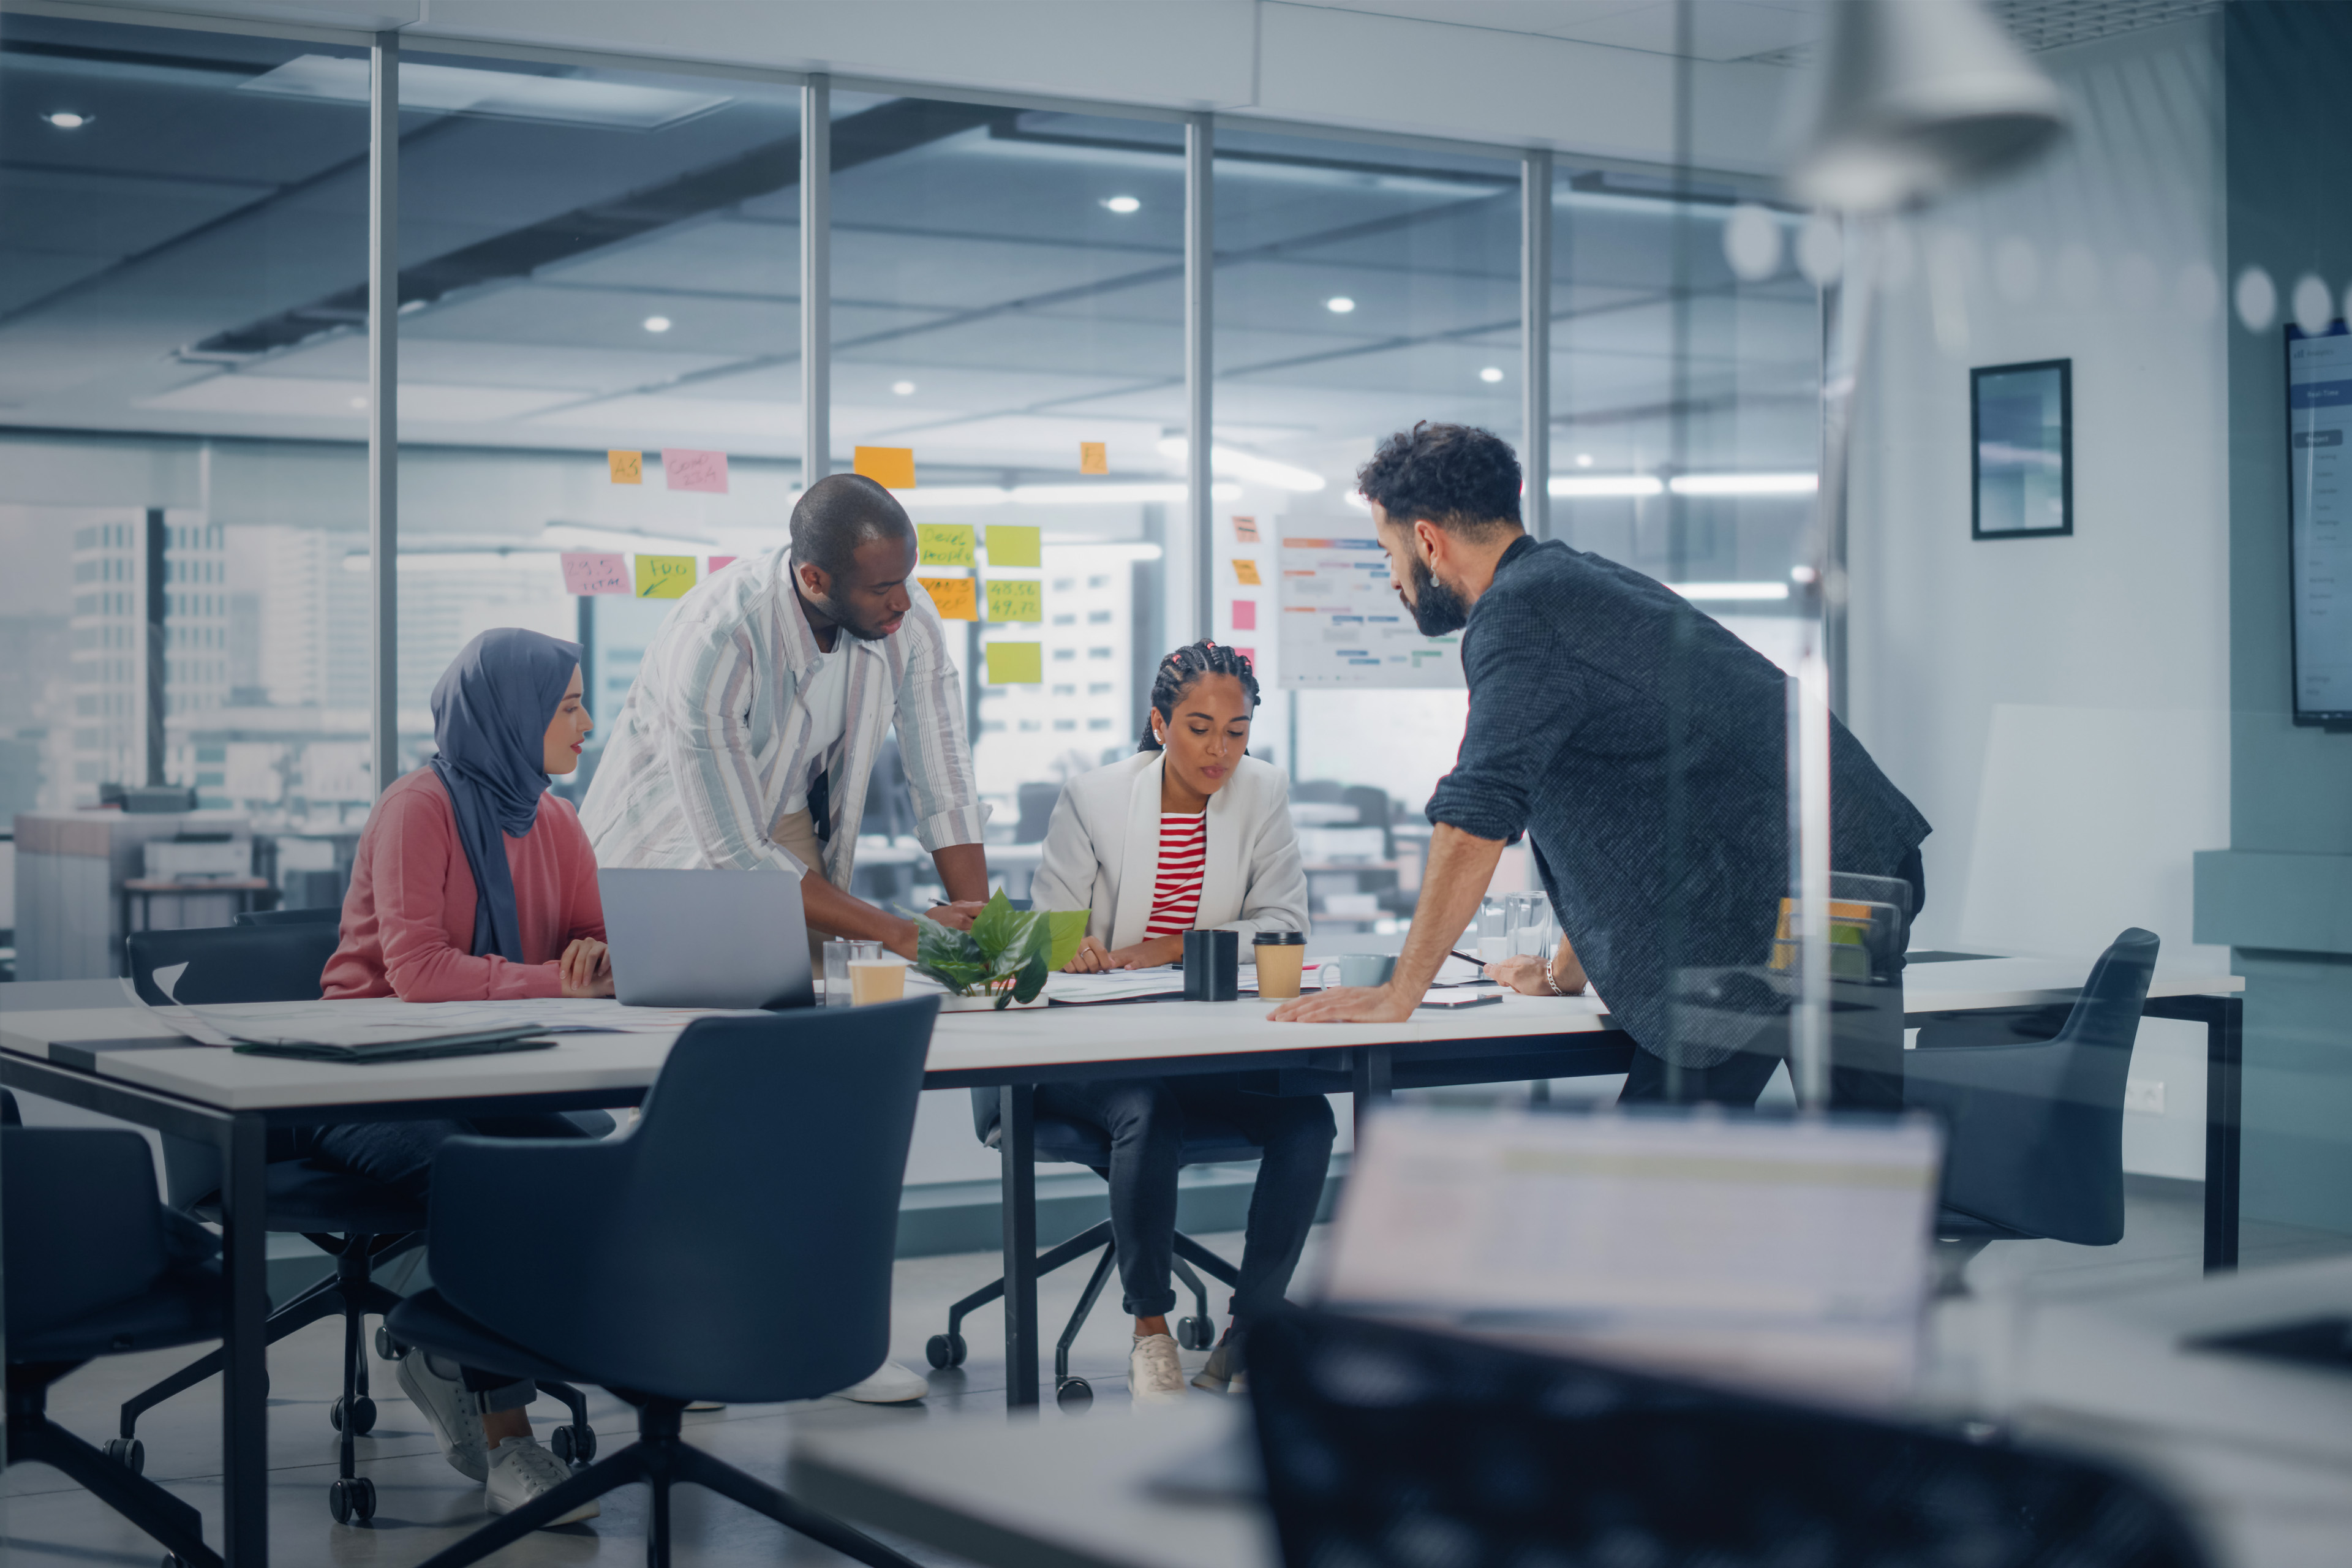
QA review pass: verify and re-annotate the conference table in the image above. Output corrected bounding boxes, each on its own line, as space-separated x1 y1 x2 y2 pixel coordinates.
0 951 2243 1567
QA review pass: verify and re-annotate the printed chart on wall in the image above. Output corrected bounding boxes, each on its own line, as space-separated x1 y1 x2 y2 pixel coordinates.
1278 534 1462 688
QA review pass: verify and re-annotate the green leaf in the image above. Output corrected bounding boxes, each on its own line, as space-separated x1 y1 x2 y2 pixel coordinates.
913 913 987 995
1044 910 1088 973
1006 948 1050 1006
967 890 1023 963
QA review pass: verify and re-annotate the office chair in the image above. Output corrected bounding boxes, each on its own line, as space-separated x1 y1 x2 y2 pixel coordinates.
117 924 605 1523
1905 927 2158 1292
1014 780 1061 844
930 1085 1248 1411
234 904 342 926
383 1000 938 1568
5 1091 228 1568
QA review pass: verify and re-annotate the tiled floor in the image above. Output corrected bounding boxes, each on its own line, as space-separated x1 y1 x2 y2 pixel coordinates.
6 1191 2347 1568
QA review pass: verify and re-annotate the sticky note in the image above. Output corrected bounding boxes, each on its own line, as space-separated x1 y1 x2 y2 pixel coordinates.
707 556 737 573
660 448 729 494
918 524 976 567
985 642 1042 684
1232 599 1257 631
921 576 978 620
1079 441 1108 475
1232 559 1262 586
560 552 629 595
986 579 1043 623
854 445 916 489
1234 647 1256 669
635 554 696 598
986 524 1041 568
1232 515 1259 544
608 450 643 485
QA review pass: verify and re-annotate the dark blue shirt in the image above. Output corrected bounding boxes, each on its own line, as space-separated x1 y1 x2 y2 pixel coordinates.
1425 536 1931 1068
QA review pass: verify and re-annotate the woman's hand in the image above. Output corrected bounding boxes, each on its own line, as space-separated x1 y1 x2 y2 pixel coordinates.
1066 936 1113 973
1485 955 1551 995
1107 935 1185 971
559 938 614 998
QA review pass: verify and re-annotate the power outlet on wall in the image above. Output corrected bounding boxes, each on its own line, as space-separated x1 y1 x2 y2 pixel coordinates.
2124 1078 2166 1115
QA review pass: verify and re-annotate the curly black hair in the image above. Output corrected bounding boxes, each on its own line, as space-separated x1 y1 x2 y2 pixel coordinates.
1355 421 1523 537
1139 641 1259 753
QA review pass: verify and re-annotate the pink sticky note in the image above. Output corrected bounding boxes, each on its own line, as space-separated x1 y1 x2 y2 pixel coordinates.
1234 647 1257 669
1232 599 1257 631
708 556 737 573
560 552 629 595
662 448 730 494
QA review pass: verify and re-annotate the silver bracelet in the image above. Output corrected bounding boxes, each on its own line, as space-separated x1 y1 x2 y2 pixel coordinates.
1542 962 1568 997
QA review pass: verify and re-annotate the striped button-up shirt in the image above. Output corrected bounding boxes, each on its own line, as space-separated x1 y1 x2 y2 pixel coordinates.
579 547 988 890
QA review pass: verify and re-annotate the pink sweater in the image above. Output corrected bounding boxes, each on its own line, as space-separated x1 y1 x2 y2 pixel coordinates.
323 769 606 1002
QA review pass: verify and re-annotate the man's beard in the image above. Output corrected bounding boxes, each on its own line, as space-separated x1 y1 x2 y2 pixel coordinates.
810 591 893 641
1403 551 1471 636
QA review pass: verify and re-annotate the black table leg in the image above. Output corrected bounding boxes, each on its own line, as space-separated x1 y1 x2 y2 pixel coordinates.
2203 998 2242 1273
1352 1044 1392 1138
221 1111 268 1564
998 1084 1038 1411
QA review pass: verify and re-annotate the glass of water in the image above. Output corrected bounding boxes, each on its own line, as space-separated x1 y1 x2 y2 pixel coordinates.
1506 893 1554 957
823 938 883 1006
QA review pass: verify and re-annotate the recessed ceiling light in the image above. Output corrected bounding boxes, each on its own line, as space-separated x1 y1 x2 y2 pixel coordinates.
1479 366 1504 383
1325 296 1356 314
1575 453 1595 468
642 315 672 333
1102 195 1141 214
43 111 88 129
892 380 916 396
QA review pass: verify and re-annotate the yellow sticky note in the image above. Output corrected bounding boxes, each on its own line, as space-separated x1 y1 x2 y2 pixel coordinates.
1079 441 1108 475
918 524 976 567
986 579 1042 623
1232 559 1262 586
635 554 696 598
985 642 1043 684
920 576 977 620
986 524 1041 568
608 450 642 485
854 445 916 489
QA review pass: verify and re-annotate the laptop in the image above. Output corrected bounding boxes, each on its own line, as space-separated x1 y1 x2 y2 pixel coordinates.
596 869 816 1011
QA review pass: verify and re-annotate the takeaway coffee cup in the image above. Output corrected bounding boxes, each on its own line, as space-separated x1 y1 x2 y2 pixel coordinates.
1253 931 1307 998
1183 929 1240 1000
848 957 908 1005
1314 953 1397 990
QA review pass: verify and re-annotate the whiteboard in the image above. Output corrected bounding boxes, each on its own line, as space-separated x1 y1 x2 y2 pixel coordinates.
1276 532 1463 689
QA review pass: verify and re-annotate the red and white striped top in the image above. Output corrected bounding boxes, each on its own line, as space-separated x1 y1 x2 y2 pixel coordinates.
1142 812 1208 939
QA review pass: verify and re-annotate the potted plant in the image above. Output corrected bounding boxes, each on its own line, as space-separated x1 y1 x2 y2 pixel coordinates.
910 891 1088 1011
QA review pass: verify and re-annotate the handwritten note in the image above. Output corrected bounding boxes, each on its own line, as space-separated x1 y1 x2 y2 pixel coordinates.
920 576 978 620
560 552 630 595
1232 598 1257 631
854 446 916 489
635 555 696 598
707 555 737 573
1232 515 1259 544
986 579 1042 623
985 642 1042 684
660 448 729 494
1232 559 1262 586
608 450 643 485
918 524 976 567
1080 441 1108 475
986 524 1041 568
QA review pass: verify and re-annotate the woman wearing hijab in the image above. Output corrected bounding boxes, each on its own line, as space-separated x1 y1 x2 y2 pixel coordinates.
314 628 609 1526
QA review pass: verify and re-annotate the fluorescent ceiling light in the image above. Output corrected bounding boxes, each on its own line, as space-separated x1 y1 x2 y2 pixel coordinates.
891 380 916 396
1669 582 1791 601
1325 296 1356 314
1155 437 1325 493
1479 366 1504 383
1668 473 1818 496
43 111 88 129
543 522 723 556
906 483 1240 508
1550 475 1664 498
1102 195 1141 214
642 315 672 334
1035 541 1164 562
240 56 732 130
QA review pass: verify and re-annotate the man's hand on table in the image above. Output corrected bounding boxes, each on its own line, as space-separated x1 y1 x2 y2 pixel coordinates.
1268 984 1418 1023
924 900 987 932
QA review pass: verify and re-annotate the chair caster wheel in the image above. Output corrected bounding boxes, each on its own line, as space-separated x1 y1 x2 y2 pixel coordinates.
330 1395 375 1434
550 1423 597 1464
329 1475 375 1525
105 1437 144 1474
925 1332 968 1369
1177 1316 1214 1351
1055 1376 1092 1411
374 1326 404 1361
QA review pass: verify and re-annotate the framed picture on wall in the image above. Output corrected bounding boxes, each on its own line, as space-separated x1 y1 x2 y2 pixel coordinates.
1971 358 2072 539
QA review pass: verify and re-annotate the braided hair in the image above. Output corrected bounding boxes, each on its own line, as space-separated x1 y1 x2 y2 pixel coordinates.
1139 641 1260 752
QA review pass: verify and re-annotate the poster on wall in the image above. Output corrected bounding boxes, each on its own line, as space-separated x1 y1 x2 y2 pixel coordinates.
1276 533 1462 689
1970 358 2071 540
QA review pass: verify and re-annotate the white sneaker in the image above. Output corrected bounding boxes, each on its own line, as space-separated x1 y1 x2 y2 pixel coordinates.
1129 1334 1188 1408
396 1350 488 1483
484 1436 600 1527
832 1360 929 1404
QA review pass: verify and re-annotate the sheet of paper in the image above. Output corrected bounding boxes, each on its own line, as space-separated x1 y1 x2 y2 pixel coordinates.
1232 598 1257 631
635 554 696 598
854 445 916 489
986 579 1042 622
560 552 630 595
1232 559 1261 586
660 447 729 494
986 524 1041 567
707 555 737 573
1079 441 1109 475
1280 532 1463 690
920 576 978 620
1043 971 1186 1004
608 449 643 484
1232 515 1260 544
985 642 1042 684
157 997 749 1046
918 523 976 567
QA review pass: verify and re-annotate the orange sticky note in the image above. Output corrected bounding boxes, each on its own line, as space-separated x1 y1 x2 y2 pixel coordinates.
608 450 643 485
1232 515 1259 544
1232 559 1261 586
1079 441 1108 475
854 446 916 489
920 576 978 620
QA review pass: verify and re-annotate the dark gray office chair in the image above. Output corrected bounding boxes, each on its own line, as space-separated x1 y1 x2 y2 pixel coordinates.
1906 928 2159 1292
1014 780 1061 843
5 1091 227 1568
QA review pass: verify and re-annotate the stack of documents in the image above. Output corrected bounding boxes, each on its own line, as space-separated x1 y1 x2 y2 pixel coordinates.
156 997 749 1061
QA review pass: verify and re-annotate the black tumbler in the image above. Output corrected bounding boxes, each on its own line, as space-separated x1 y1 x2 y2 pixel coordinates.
1183 929 1240 1001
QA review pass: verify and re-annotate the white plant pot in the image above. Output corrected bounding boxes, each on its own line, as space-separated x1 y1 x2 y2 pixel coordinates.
935 989 1048 1012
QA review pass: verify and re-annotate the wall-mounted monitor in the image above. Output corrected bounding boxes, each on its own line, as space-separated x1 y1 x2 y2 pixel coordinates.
2288 320 2352 726
1971 359 2072 540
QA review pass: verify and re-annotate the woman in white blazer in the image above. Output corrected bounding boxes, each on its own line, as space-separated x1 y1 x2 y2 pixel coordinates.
1027 643 1332 1406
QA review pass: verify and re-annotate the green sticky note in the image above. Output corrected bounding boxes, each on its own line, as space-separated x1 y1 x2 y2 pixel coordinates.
985 579 1042 622
985 642 1042 684
635 554 696 598
986 524 1041 568
918 524 976 567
